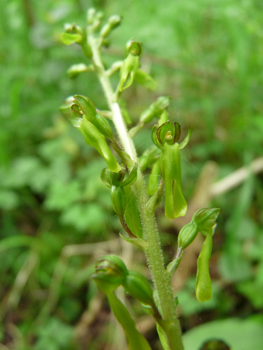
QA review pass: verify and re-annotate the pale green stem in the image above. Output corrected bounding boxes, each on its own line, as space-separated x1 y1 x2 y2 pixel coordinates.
88 33 184 350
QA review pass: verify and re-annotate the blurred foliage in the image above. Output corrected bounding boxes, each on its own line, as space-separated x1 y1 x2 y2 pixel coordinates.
0 0 263 349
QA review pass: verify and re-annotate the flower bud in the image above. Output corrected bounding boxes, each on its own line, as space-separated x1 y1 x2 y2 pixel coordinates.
81 42 92 59
123 271 154 306
74 95 114 140
87 8 96 24
119 54 140 91
67 64 92 78
140 97 170 124
92 255 128 293
100 15 121 38
178 222 198 249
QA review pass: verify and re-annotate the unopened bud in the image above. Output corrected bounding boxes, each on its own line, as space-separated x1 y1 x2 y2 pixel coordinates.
92 255 128 293
74 95 114 140
123 271 154 306
67 64 91 78
100 15 121 38
140 96 170 124
178 222 198 249
87 8 96 24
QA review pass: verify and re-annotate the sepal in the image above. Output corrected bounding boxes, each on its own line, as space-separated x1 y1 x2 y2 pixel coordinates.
151 125 163 150
179 126 192 149
193 208 220 237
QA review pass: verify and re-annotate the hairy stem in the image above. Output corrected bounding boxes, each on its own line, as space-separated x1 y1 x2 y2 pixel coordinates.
88 33 184 350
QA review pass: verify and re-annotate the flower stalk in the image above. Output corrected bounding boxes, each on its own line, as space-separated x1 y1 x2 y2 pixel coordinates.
88 25 184 350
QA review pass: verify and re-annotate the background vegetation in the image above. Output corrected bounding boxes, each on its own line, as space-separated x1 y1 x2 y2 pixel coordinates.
1 0 263 349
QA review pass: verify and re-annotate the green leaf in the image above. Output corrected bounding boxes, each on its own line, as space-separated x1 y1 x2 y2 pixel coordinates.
183 318 263 350
107 292 152 350
60 32 82 45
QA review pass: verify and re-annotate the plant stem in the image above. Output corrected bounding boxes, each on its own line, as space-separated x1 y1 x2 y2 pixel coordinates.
88 33 184 350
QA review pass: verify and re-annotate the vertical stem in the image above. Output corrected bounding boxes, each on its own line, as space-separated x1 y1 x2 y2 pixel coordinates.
88 34 184 350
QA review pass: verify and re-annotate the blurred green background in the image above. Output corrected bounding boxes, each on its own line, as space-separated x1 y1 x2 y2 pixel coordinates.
1 0 263 349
